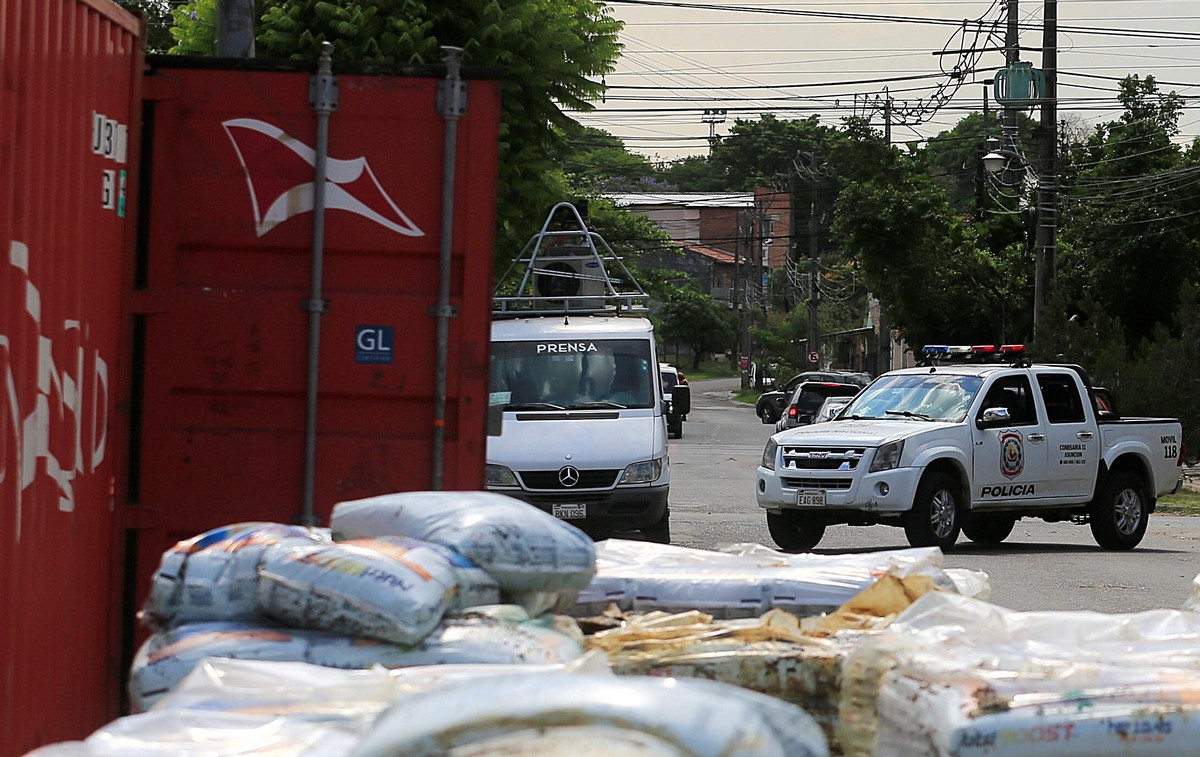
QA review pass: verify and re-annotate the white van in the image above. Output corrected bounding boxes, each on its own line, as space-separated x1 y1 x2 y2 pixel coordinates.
486 203 671 542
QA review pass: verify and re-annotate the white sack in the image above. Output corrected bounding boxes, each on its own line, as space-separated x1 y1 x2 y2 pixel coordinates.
573 540 985 618
140 523 328 629
352 672 828 757
129 609 584 712
257 536 494 644
330 492 596 610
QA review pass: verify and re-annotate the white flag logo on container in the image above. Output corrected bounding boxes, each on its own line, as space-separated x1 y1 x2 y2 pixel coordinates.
223 118 425 238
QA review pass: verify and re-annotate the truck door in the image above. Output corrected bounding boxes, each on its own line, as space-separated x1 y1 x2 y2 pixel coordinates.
1035 372 1100 500
971 374 1049 507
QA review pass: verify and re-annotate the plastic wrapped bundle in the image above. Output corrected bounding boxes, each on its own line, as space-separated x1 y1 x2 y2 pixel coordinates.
1186 572 1200 612
129 608 584 712
353 672 829 757
153 654 611 716
573 540 987 619
23 710 359 756
257 536 498 645
140 523 329 629
331 491 597 613
840 592 1200 756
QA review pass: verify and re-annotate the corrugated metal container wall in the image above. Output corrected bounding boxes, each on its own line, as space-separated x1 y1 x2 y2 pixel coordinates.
129 59 500 629
0 0 141 752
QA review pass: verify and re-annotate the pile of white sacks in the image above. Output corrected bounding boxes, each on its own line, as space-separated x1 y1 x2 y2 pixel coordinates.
29 488 1200 756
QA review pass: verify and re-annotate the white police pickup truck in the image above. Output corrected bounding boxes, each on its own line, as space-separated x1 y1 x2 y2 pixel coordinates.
756 345 1185 552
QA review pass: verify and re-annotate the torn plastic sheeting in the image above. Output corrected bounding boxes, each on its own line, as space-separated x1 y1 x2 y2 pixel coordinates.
23 710 360 756
585 571 945 751
839 592 1200 756
573 540 988 618
352 672 829 757
129 607 585 713
153 654 611 716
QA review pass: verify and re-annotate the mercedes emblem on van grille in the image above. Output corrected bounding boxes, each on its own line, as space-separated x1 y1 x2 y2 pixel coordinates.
558 465 581 487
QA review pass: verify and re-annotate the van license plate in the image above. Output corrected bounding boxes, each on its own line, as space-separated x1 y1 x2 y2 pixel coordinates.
553 504 586 519
796 490 826 507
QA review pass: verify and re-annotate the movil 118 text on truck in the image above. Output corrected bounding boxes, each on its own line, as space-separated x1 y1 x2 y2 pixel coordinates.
757 345 1185 552
485 204 673 543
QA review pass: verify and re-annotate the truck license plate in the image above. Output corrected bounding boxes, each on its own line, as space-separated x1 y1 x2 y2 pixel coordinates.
796 490 826 507
552 504 586 519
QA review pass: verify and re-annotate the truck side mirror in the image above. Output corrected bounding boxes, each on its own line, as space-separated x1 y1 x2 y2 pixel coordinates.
976 406 1011 428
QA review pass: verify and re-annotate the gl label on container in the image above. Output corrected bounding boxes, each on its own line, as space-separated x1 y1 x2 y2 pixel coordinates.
356 326 394 364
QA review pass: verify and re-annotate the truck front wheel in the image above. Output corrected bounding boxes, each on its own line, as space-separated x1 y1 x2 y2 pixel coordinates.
962 515 1016 545
1090 471 1148 550
766 511 826 552
904 472 962 550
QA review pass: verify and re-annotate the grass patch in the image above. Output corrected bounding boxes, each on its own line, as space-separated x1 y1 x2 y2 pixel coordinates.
1157 487 1200 515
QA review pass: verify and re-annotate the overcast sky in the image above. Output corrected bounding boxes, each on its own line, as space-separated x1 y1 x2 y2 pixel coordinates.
571 0 1200 161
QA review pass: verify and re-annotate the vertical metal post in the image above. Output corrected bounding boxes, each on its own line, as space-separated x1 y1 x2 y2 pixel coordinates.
216 0 255 58
300 42 338 526
432 47 466 490
1001 0 1020 187
807 170 820 366
1034 0 1057 336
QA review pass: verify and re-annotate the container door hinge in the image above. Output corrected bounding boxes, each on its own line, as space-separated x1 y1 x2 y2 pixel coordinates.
429 303 459 318
302 298 330 313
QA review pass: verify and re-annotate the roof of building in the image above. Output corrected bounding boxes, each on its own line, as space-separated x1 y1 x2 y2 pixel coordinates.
608 192 755 208
677 241 739 264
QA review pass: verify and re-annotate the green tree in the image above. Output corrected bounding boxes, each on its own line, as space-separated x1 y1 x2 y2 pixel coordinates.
1057 75 1199 347
709 113 842 190
557 126 665 194
113 0 175 53
168 0 622 258
657 289 739 370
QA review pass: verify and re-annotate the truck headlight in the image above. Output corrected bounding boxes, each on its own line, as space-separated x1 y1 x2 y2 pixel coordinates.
869 440 904 472
762 439 778 470
620 458 662 484
486 464 519 488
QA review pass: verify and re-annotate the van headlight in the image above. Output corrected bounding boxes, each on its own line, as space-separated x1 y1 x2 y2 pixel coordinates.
762 439 778 471
620 458 662 484
869 440 905 472
486 464 519 488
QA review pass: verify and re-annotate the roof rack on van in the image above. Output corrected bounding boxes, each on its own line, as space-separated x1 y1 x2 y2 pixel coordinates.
493 202 651 317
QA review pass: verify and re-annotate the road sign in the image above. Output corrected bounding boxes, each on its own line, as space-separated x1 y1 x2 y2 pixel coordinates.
808 351 819 364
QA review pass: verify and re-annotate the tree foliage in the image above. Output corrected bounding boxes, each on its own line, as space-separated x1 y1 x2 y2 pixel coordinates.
656 288 739 370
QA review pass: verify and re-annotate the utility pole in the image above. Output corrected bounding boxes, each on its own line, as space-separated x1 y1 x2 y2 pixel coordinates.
217 0 256 58
1034 0 1058 336
1001 0 1020 187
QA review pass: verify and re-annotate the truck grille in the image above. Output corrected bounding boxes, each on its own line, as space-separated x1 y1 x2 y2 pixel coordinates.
782 477 853 490
780 446 866 471
519 469 620 490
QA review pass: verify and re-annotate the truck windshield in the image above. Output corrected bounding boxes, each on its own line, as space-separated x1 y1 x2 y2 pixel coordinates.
844 373 983 422
491 339 655 410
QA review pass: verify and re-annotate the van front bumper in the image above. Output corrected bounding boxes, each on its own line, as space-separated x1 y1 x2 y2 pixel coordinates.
488 484 669 532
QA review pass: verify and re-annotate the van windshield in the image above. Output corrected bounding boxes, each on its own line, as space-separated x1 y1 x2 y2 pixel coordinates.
491 339 655 410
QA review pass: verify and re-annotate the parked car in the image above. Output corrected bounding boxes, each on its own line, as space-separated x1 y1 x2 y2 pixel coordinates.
774 382 862 432
755 371 852 424
813 395 854 424
660 363 690 439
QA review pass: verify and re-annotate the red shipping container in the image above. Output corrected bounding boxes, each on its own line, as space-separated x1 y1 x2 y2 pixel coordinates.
0 0 142 752
127 57 500 649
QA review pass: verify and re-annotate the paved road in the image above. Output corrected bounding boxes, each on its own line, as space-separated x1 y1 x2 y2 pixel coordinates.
667 377 1200 613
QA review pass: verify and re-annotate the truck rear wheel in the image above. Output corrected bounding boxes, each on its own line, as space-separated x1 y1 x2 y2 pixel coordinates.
766 511 825 552
962 515 1016 545
1090 471 1148 550
904 472 962 550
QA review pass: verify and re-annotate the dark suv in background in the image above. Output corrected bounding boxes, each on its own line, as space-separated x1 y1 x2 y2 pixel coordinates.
755 370 869 424
774 381 862 431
